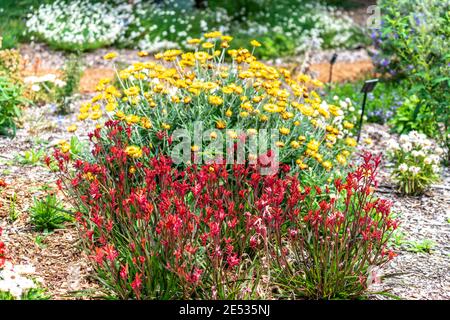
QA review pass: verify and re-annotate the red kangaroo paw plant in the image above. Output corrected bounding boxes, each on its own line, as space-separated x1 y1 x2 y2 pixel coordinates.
51 121 398 300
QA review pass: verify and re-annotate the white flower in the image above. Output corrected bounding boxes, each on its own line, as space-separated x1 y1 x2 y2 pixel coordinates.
387 139 400 152
40 74 57 82
402 142 412 152
13 264 36 275
0 261 36 300
399 135 409 144
31 84 41 92
23 76 39 84
55 79 66 88
408 166 420 175
411 150 425 158
425 155 440 165
339 101 348 109
398 163 408 172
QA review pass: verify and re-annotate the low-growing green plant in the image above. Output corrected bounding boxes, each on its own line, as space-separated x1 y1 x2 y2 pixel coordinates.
0 0 51 49
389 229 407 248
29 194 73 231
405 239 436 254
389 95 436 137
15 148 45 166
386 131 443 195
8 192 19 222
231 32 296 60
34 235 47 249
26 0 131 51
68 136 88 157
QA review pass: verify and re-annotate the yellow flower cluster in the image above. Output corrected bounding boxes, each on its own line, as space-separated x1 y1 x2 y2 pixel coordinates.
77 32 357 175
125 145 143 158
58 139 70 153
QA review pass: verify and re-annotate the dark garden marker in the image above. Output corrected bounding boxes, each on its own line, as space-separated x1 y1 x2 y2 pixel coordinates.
328 53 338 83
357 79 379 142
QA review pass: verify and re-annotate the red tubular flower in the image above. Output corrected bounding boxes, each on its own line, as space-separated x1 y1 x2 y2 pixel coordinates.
131 273 142 295
120 264 128 280
91 247 105 264
104 244 118 262
226 253 240 269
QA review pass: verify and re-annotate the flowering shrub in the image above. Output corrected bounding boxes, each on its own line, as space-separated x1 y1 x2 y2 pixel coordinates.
233 1 365 55
371 0 450 160
76 35 356 184
121 0 364 57
120 0 232 53
26 0 133 51
25 0 364 57
52 118 396 299
0 38 25 137
387 131 443 195
0 39 22 82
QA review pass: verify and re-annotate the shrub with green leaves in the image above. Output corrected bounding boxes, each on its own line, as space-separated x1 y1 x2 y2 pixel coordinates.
389 95 436 137
372 0 450 160
0 76 24 137
29 194 73 231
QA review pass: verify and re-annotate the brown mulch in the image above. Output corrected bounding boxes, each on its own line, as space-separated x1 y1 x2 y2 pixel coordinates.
309 59 374 83
21 67 115 94
0 105 101 300
79 68 115 93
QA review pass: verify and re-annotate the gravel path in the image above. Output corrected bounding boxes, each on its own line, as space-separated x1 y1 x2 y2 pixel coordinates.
360 124 450 300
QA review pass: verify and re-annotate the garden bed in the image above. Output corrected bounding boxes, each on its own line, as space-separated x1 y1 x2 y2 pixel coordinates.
1 0 448 302
1 104 448 299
